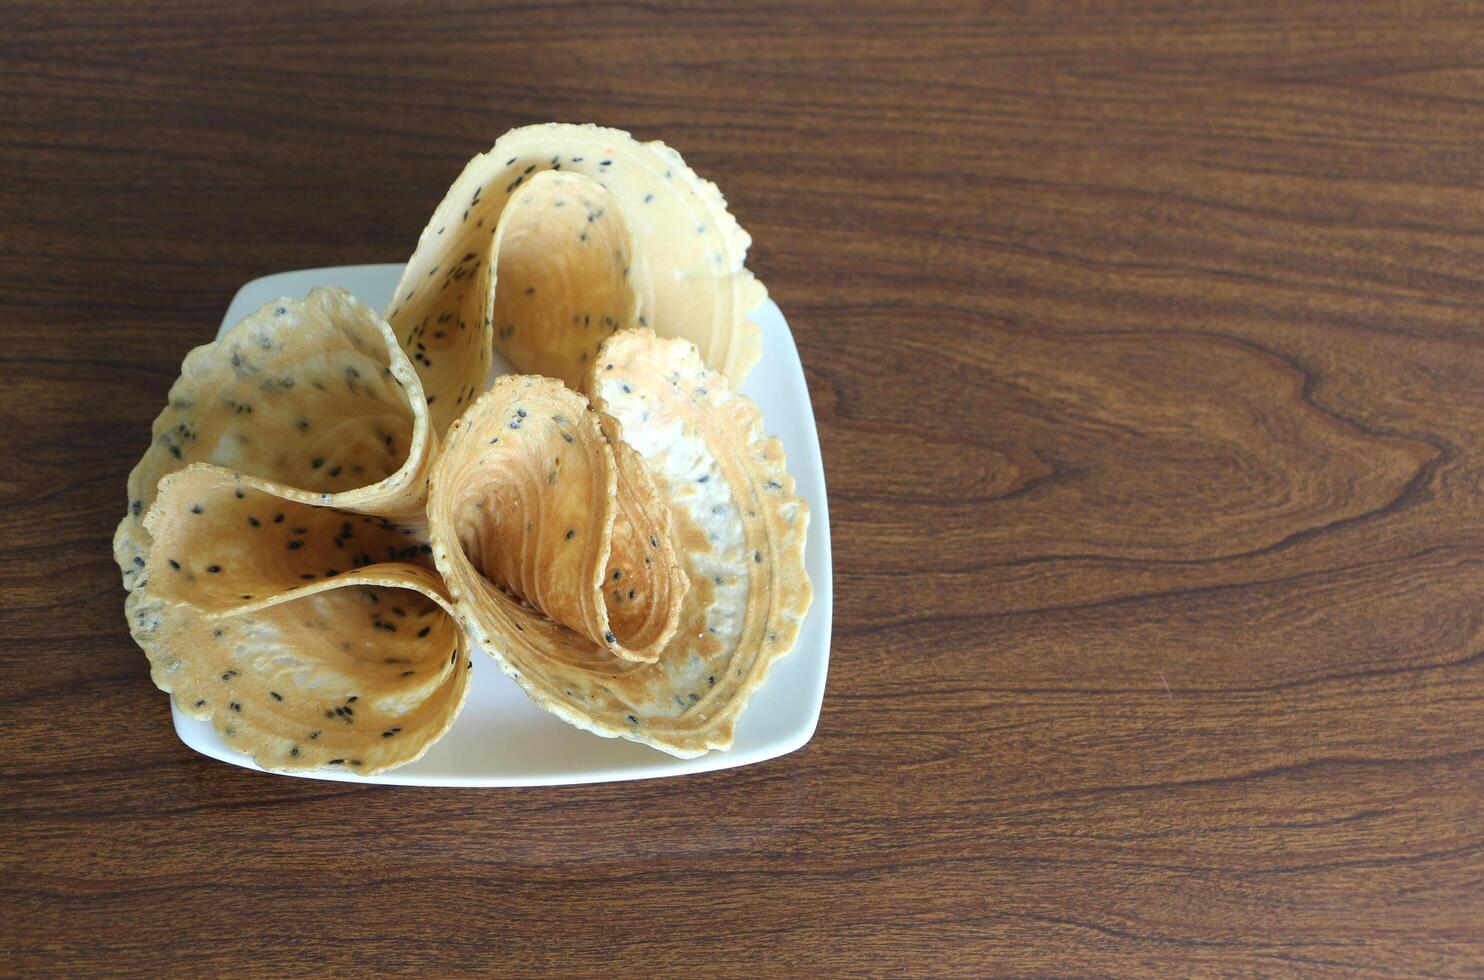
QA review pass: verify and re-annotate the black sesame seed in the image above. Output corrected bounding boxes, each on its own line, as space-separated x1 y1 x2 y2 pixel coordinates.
247 516 260 527
566 528 575 540
288 540 303 551
206 565 221 574
754 551 762 562
270 691 283 701
328 759 344 765
604 630 616 644
613 570 623 581
168 559 180 570
418 626 430 637
190 505 203 514
230 702 241 712
132 555 145 568
274 512 284 523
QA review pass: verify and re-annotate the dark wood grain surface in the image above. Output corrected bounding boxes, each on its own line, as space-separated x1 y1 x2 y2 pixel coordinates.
4 1 1484 974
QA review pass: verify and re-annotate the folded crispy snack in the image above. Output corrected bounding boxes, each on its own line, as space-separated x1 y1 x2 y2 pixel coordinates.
428 375 686 665
428 332 810 757
114 287 435 590
388 123 766 431
116 289 469 773
129 466 469 773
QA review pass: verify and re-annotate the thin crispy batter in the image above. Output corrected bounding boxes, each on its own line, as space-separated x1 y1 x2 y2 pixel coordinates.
430 331 809 757
387 123 766 432
430 375 685 665
132 464 469 774
115 289 463 773
114 287 435 592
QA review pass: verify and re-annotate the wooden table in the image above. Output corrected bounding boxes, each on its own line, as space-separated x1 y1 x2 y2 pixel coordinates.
4 1 1482 974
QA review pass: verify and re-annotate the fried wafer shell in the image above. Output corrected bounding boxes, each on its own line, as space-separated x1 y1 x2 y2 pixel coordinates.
388 123 765 431
429 375 685 665
130 464 469 774
429 332 809 757
114 287 435 592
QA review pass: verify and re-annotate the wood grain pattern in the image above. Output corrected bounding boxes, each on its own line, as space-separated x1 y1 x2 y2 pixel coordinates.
3 0 1484 974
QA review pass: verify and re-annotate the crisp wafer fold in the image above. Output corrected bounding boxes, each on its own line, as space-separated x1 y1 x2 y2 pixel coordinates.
115 289 467 773
388 123 766 432
429 375 686 666
429 332 810 757
129 465 471 774
114 287 435 591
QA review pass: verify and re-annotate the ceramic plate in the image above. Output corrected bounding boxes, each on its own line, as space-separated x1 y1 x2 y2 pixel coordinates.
168 264 832 786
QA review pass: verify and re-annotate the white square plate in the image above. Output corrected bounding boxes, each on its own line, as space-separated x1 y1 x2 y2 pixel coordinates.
169 264 832 786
